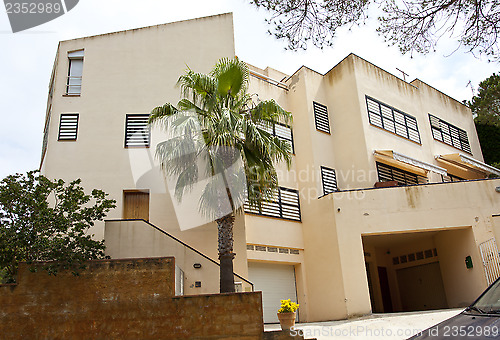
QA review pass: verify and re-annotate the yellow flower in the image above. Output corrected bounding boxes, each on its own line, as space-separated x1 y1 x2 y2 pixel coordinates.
278 299 299 313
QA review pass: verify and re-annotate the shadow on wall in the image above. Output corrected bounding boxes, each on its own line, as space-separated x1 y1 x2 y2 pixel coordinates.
104 219 253 295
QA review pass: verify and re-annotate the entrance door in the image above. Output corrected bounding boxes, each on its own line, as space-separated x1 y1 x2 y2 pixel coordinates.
123 191 149 221
378 266 393 312
248 262 298 323
397 262 448 311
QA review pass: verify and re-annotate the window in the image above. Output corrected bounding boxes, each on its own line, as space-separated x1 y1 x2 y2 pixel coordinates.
58 113 79 141
441 174 464 182
376 162 427 186
123 191 149 221
66 50 84 95
320 166 338 195
244 187 301 221
258 122 294 153
366 96 421 144
429 114 471 153
125 114 150 147
313 101 330 133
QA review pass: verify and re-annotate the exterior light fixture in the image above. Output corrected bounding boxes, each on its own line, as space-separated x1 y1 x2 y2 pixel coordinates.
496 186 500 193
193 263 202 269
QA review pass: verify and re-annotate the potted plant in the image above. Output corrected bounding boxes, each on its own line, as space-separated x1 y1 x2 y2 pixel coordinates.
277 299 299 330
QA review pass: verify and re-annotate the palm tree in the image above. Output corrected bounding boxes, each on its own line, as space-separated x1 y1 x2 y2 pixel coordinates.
149 57 293 293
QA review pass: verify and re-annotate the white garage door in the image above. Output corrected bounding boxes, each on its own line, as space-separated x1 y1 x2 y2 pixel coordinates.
248 262 298 323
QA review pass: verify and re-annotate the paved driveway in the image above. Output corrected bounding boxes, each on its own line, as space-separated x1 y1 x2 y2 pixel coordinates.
265 309 463 339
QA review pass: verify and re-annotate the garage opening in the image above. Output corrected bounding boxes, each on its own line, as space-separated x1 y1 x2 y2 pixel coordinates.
248 262 298 323
362 227 482 313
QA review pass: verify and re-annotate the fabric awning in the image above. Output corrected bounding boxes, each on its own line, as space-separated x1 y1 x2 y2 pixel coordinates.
436 153 500 176
374 150 448 176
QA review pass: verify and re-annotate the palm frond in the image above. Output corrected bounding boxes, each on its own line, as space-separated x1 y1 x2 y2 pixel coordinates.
211 57 249 98
177 71 217 110
149 103 179 129
152 57 293 219
177 98 208 117
173 162 199 202
251 99 293 126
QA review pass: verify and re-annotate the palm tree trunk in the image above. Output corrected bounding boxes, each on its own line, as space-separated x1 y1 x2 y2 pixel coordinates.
217 213 235 293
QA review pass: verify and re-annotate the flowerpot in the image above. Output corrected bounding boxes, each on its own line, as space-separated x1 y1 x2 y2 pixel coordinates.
277 312 296 330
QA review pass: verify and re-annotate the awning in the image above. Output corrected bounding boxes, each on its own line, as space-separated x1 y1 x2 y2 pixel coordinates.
436 153 500 176
374 150 448 176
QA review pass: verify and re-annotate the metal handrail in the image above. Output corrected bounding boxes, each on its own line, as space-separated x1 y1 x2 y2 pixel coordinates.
249 70 288 90
105 218 254 290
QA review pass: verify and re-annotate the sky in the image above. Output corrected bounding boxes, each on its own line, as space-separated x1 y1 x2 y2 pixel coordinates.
0 0 498 180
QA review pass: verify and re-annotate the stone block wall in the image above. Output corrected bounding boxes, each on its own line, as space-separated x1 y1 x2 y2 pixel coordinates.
0 257 264 339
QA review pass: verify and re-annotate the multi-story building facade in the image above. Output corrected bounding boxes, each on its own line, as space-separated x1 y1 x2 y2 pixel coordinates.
40 13 500 323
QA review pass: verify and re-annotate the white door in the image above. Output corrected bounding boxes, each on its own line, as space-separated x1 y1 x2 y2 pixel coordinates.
175 265 184 296
248 262 298 323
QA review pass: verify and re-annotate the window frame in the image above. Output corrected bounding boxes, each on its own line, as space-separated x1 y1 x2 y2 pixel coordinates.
441 174 465 182
320 166 338 195
258 121 295 154
313 101 330 134
244 186 301 222
273 122 295 154
429 114 471 154
125 114 151 148
57 113 79 141
376 162 427 186
366 96 421 144
65 50 84 96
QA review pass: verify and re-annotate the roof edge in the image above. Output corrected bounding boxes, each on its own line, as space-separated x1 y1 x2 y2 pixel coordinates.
59 12 233 43
411 78 469 109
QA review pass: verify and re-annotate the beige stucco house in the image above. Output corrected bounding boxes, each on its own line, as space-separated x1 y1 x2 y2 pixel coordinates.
40 13 500 323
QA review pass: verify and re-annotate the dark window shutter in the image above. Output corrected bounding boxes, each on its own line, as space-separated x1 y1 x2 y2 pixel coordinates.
366 96 421 144
320 166 338 195
244 187 301 221
376 162 427 186
428 114 471 153
125 114 150 147
313 102 330 133
58 113 79 141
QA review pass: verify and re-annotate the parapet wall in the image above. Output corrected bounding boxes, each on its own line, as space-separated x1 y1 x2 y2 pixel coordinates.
0 257 264 339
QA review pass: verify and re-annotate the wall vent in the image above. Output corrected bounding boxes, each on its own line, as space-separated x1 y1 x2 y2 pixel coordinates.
247 244 300 255
393 248 438 267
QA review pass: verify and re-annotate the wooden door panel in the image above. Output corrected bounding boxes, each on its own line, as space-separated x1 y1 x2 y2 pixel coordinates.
124 191 149 221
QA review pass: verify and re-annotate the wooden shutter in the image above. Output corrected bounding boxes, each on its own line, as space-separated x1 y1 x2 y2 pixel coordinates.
123 191 149 221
